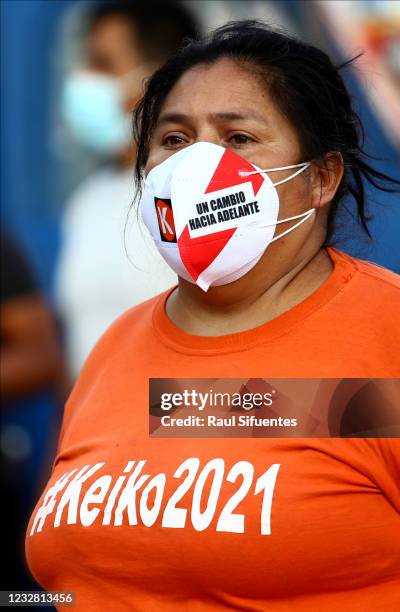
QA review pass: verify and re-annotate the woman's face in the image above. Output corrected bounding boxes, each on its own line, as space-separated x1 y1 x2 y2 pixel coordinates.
146 58 314 222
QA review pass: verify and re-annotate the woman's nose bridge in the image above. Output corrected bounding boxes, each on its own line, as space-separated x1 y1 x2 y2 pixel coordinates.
194 126 220 146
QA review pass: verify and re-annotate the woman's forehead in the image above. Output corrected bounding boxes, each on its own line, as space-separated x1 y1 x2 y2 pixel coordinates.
157 59 281 125
156 110 273 128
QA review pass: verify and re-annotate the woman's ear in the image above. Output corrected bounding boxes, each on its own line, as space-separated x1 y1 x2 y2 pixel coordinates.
310 152 344 209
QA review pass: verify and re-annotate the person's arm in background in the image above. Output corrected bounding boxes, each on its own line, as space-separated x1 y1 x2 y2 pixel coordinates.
0 232 64 403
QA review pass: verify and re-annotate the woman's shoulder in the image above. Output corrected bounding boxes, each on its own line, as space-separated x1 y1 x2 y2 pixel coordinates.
351 254 400 291
350 253 400 317
324 249 399 351
331 247 400 297
99 288 172 343
74 289 171 375
59 289 172 416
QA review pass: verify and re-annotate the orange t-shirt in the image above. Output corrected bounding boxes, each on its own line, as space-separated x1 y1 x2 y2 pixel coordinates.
25 247 400 611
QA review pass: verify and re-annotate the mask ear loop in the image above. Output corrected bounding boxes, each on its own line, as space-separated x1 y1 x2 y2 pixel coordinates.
239 162 311 187
238 161 315 239
256 208 315 230
270 209 315 242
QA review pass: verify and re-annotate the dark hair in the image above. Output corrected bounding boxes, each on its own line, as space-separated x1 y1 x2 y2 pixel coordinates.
133 20 399 242
87 0 198 62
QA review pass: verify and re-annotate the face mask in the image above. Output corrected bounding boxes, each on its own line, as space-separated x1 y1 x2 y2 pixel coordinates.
61 71 132 154
140 142 314 291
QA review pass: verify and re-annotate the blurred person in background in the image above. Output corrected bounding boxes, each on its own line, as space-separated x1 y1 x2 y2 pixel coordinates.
1 231 63 590
56 0 198 380
1 233 62 403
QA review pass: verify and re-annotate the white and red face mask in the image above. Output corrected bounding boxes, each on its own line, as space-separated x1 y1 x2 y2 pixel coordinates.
140 142 313 291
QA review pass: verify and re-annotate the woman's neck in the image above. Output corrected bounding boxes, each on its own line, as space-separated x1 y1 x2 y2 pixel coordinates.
165 245 333 336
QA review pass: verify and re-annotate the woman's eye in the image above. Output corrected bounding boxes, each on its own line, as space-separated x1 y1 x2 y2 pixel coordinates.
162 135 186 147
229 134 254 145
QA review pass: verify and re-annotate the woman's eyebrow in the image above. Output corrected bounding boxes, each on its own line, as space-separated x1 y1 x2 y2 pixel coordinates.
209 111 270 125
156 112 188 125
156 111 270 126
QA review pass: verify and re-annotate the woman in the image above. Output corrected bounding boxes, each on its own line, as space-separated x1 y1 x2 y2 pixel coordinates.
26 21 400 611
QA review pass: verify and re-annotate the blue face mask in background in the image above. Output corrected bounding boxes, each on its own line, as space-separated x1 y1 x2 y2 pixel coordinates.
61 71 132 155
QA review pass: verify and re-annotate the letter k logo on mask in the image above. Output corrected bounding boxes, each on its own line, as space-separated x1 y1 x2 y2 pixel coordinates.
155 198 176 243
